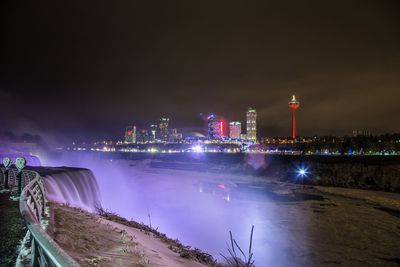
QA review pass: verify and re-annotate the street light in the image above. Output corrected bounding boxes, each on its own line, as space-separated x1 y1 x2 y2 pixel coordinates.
296 166 309 179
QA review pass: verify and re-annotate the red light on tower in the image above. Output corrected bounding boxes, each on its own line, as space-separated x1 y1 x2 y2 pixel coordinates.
288 95 300 139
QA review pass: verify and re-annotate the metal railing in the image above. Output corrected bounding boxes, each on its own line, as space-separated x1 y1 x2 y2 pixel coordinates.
0 168 36 190
1 167 79 267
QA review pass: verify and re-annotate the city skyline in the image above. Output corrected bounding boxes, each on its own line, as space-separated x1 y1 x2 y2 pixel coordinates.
62 93 397 144
127 106 257 143
1 1 399 145
1 2 400 267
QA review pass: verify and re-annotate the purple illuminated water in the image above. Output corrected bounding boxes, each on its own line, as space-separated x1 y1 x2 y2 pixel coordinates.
45 153 312 267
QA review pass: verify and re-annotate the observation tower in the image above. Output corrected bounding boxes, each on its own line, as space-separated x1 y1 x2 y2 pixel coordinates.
288 95 300 139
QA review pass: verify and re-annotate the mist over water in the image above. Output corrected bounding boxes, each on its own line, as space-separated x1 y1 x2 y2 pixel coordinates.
45 152 311 267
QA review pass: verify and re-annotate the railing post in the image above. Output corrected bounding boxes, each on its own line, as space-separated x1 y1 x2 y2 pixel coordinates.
16 171 23 196
31 238 40 267
15 157 27 196
4 169 9 188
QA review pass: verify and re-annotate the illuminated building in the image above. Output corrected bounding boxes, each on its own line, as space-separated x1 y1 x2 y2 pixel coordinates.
169 128 183 142
246 107 257 142
150 124 158 141
136 129 151 143
159 117 170 142
207 114 219 139
218 120 226 137
229 121 241 139
125 126 136 144
352 130 371 137
288 95 300 139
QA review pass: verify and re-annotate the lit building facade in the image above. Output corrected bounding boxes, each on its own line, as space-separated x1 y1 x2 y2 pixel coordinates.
218 120 226 137
352 130 371 137
229 121 241 139
125 126 136 144
159 118 170 142
169 128 183 142
246 107 257 142
150 124 158 141
136 129 151 143
207 114 220 139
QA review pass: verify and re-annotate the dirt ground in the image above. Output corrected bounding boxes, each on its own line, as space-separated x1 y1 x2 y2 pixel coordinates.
47 203 210 267
0 190 26 267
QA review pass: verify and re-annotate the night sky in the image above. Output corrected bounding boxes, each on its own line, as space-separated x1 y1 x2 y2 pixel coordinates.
1 0 399 144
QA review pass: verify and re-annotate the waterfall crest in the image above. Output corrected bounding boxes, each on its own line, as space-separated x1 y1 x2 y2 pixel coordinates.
42 168 102 212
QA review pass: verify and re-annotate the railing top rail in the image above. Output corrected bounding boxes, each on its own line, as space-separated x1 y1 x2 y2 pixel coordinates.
1 167 35 187
23 220 79 267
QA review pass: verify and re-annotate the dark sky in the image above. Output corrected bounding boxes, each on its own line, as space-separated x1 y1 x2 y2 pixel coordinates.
1 0 399 144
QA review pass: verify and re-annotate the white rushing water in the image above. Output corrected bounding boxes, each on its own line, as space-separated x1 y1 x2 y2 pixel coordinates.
42 169 102 212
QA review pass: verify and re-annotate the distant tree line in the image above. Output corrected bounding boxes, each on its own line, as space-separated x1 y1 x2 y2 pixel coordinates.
264 134 400 155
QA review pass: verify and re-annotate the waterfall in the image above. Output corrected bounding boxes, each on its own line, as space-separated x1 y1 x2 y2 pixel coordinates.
42 168 102 212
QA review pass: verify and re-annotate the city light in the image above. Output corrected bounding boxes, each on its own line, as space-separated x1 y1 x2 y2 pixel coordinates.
296 167 309 178
191 145 204 153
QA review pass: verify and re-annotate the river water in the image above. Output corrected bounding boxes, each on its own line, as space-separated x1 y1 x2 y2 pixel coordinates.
47 153 325 267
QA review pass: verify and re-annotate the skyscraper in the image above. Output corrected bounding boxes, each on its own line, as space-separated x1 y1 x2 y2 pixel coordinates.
150 124 158 141
125 126 136 144
207 114 219 139
352 130 371 137
159 118 170 142
136 129 150 144
218 120 226 137
246 107 257 142
169 128 183 142
229 121 242 139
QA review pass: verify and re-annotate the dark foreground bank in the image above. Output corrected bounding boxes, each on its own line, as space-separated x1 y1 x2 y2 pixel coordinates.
0 191 26 267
